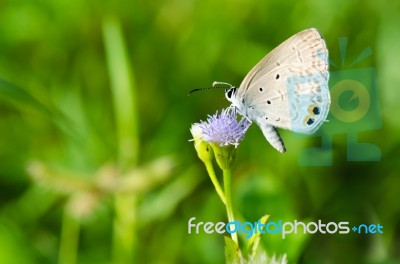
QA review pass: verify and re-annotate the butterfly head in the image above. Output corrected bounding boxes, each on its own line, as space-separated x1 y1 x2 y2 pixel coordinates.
224 87 237 103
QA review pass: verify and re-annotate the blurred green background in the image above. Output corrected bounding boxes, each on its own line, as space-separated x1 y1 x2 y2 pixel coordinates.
1 0 400 263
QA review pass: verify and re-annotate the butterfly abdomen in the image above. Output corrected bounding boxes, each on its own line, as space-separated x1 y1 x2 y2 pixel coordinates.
256 121 286 153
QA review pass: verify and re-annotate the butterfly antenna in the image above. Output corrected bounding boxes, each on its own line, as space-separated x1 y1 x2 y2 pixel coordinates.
188 81 234 96
212 81 234 89
188 87 213 96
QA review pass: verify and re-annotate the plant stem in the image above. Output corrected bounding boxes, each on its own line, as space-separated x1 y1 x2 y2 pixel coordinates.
59 209 79 264
112 193 137 264
223 169 238 244
103 15 139 168
204 161 226 204
103 16 139 264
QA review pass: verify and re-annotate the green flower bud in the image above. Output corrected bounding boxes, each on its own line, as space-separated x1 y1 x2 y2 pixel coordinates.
190 123 214 163
210 143 236 170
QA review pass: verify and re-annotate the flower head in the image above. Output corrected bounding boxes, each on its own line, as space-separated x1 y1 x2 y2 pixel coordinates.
200 108 251 148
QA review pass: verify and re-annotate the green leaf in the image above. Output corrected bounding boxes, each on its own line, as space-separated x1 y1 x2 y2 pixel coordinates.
0 78 79 139
246 215 269 259
0 78 51 114
102 16 139 168
225 236 242 264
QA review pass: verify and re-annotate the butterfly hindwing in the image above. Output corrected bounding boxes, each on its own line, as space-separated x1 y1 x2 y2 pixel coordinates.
244 64 329 134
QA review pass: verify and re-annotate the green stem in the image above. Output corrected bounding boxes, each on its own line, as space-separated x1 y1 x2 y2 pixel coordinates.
112 193 137 264
103 15 139 168
59 209 80 264
204 161 226 204
223 169 238 244
103 16 139 263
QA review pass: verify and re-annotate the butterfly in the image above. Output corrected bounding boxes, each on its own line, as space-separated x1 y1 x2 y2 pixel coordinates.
223 28 330 153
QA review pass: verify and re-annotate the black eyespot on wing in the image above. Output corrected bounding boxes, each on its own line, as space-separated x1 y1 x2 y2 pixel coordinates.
259 87 263 92
276 74 280 80
306 117 315 126
308 104 321 116
267 100 271 104
313 106 320 115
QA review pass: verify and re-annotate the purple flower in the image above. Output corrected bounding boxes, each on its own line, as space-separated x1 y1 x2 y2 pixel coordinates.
200 108 251 147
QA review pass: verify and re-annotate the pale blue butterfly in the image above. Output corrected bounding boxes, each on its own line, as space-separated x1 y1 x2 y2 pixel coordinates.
223 28 330 153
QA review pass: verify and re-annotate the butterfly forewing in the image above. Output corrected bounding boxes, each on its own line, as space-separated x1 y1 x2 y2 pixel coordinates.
238 28 328 98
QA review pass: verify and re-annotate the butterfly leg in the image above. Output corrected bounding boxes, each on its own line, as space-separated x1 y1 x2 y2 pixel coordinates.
229 105 253 124
257 122 286 153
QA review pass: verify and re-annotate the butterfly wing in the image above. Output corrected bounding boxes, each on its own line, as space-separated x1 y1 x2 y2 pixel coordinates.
237 28 330 134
